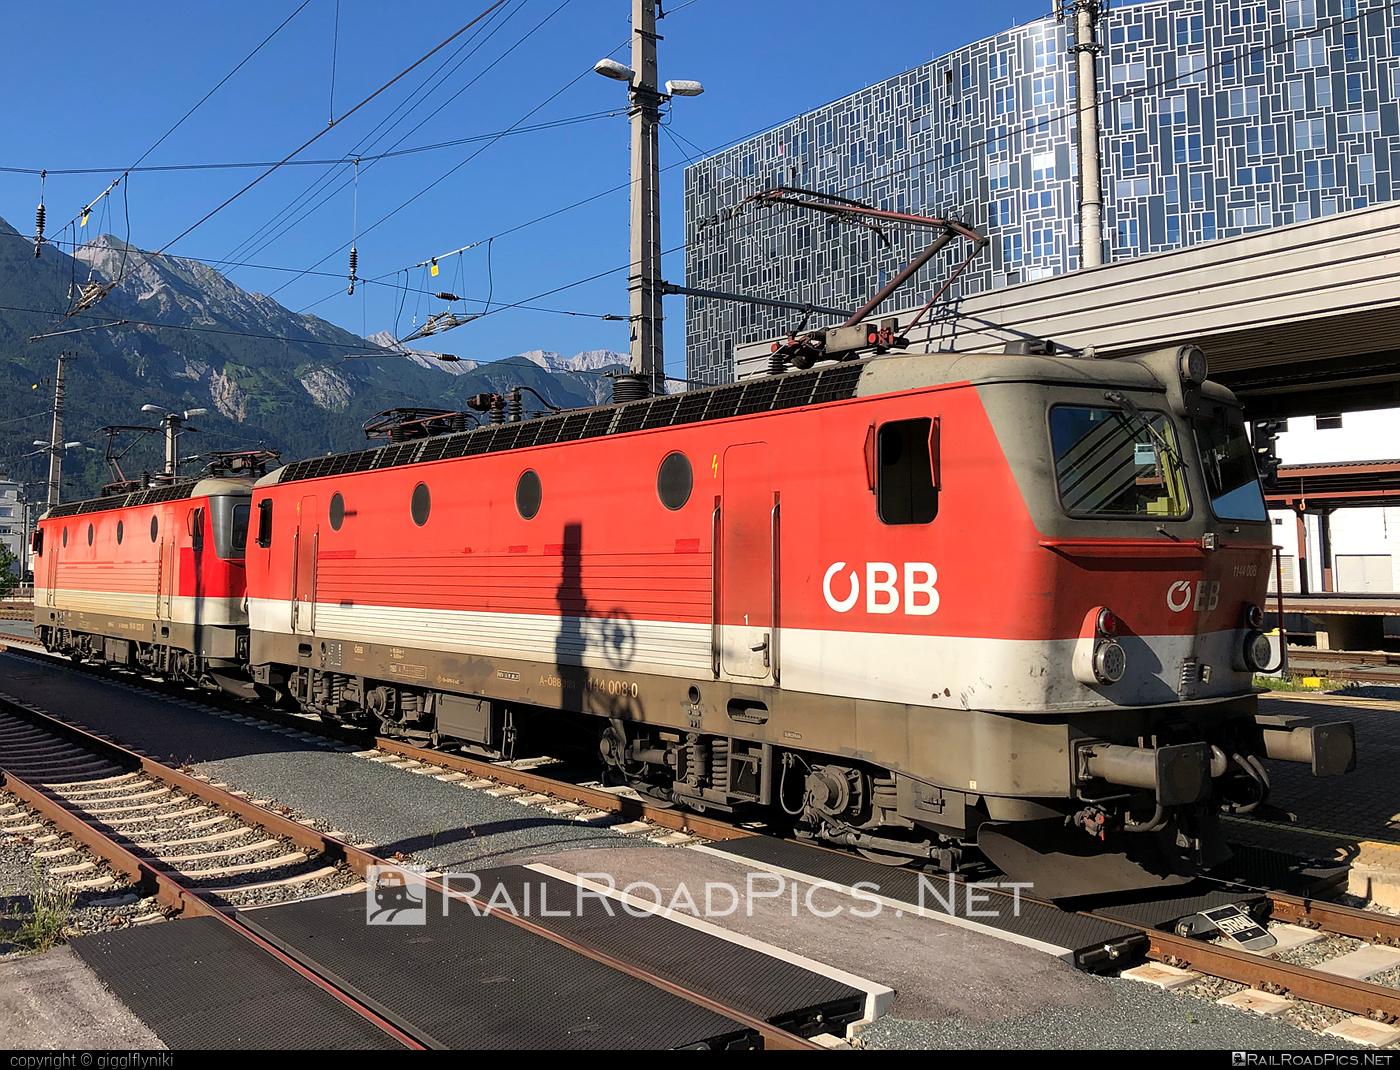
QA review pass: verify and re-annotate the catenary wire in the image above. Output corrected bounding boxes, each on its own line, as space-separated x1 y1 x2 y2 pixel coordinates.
55 0 513 326
218 0 530 270
251 0 589 296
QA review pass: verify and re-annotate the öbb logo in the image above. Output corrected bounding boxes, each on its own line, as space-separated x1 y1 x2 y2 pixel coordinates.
1167 579 1220 612
823 562 939 615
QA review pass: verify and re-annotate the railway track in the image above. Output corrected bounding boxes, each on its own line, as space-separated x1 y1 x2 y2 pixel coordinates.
0 675 821 1049
0 705 354 905
1282 646 1400 685
0 637 756 844
9 635 1400 1039
1139 895 1400 1032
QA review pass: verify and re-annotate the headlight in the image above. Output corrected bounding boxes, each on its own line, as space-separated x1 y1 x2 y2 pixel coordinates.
1244 630 1273 672
1094 641 1127 684
1245 603 1265 629
1178 345 1208 384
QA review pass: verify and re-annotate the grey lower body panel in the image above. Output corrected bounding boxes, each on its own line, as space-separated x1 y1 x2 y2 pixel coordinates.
36 607 243 660
252 628 1257 802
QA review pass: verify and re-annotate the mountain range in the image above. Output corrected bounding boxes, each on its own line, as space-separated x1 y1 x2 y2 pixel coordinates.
0 218 628 500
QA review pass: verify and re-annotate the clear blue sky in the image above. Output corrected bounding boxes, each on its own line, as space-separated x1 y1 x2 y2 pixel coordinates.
0 0 1049 382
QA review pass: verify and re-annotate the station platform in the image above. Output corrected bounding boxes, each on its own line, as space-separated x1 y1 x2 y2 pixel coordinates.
1277 595 1400 616
1224 691 1400 904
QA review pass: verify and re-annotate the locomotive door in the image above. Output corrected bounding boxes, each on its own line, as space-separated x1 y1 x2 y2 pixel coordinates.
156 514 174 621
292 496 319 634
44 531 58 606
719 442 775 681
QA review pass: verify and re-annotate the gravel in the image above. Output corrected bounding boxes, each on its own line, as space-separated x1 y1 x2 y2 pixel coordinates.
1326 685 1400 701
0 795 149 958
191 747 653 872
856 975 1351 1049
0 651 665 877
1272 932 1362 968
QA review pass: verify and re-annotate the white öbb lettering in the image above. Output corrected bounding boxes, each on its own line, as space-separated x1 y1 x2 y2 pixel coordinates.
1167 579 1219 612
823 562 939 615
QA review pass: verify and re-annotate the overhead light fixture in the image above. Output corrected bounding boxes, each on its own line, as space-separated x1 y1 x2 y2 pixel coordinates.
593 58 634 82
183 408 209 418
665 79 704 97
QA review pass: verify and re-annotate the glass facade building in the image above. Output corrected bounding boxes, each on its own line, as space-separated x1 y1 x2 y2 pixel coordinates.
683 0 1400 385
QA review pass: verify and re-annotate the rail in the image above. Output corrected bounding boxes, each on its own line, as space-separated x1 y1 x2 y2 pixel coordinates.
0 690 813 1050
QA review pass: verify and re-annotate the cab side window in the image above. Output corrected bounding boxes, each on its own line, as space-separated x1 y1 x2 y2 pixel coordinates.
877 418 937 524
256 499 274 548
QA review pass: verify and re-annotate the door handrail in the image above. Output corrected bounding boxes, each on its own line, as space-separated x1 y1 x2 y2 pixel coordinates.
711 502 721 679
770 495 780 687
309 529 320 634
290 530 300 631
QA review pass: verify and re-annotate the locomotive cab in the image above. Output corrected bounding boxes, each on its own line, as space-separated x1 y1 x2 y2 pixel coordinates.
961 345 1354 895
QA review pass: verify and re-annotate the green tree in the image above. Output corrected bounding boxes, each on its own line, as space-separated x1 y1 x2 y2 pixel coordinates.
0 545 18 600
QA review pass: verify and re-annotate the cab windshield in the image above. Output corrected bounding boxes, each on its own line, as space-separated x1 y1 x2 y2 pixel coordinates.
1193 403 1267 521
1050 404 1190 518
210 495 252 559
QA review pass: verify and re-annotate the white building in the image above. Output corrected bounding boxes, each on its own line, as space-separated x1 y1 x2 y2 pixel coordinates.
0 481 30 581
1267 409 1400 596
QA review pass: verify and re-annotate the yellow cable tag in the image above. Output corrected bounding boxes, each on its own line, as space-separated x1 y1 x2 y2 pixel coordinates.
430 260 439 276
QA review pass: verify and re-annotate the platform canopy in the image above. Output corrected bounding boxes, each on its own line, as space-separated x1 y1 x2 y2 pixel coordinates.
1266 459 1400 512
879 201 1400 421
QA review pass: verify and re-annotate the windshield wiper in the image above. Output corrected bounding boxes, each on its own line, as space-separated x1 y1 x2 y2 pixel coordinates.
1103 390 1183 472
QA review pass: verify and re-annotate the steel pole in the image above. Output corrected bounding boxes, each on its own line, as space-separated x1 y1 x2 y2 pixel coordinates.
629 0 663 396
19 492 29 581
165 415 179 479
45 355 65 508
1072 1 1105 268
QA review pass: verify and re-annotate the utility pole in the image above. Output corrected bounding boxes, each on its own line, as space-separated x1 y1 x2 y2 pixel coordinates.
141 404 207 481
164 414 179 477
629 0 664 397
45 354 66 508
19 488 30 582
594 3 702 399
1059 0 1106 268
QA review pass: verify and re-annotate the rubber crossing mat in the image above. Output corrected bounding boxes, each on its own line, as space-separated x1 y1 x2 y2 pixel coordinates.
238 885 758 1050
1215 841 1350 897
458 865 866 1035
1085 887 1267 931
68 916 403 1050
704 836 1144 967
1084 844 1346 931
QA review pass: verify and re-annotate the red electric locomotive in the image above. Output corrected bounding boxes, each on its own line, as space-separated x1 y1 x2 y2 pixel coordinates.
237 343 1351 896
33 474 256 691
